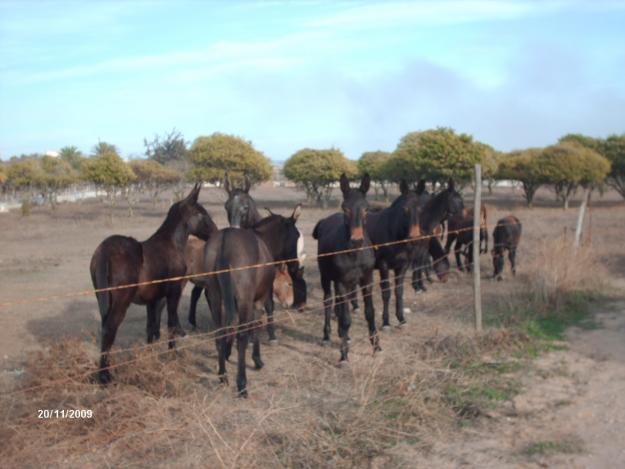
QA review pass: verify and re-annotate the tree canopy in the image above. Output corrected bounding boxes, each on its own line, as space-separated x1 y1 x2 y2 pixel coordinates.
540 142 611 208
129 159 183 204
144 129 188 169
390 128 482 185
599 134 625 199
81 151 136 194
283 148 357 207
358 151 391 199
59 145 86 171
497 148 547 207
187 133 272 185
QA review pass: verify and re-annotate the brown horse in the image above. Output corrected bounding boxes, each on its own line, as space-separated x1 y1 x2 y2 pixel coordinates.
90 184 215 384
185 237 294 329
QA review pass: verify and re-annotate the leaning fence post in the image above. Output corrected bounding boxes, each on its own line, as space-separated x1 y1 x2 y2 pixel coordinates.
473 164 482 332
575 187 590 247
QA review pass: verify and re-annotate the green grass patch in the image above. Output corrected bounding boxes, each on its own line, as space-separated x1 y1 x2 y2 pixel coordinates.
522 439 583 457
445 381 520 418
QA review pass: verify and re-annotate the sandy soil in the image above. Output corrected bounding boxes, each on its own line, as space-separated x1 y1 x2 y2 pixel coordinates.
1 184 624 467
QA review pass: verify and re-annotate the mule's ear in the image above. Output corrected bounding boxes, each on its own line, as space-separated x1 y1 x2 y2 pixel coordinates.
243 174 251 193
399 179 409 195
340 173 350 197
415 179 426 195
447 178 455 191
291 204 302 221
224 172 231 194
191 182 201 202
264 207 275 216
359 173 371 194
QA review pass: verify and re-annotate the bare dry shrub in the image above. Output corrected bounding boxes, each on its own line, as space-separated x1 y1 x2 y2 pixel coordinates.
519 237 607 311
0 321 526 468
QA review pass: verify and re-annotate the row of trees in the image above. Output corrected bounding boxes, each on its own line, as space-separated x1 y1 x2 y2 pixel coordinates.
283 128 622 209
1 128 623 212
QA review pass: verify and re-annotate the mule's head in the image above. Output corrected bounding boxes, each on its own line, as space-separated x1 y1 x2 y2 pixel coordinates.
433 255 451 283
174 184 216 240
340 173 370 246
440 179 464 218
398 179 421 239
263 204 305 267
224 173 258 228
273 263 294 308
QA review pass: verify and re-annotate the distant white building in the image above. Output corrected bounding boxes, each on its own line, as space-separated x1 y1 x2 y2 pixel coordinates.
45 150 60 158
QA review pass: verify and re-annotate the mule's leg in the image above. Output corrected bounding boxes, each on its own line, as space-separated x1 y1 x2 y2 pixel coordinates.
321 275 332 344
335 282 352 363
350 289 359 313
146 302 158 343
455 242 465 272
465 243 474 273
361 272 380 352
98 293 132 384
251 314 264 370
264 293 277 343
165 285 185 350
205 289 228 384
444 233 456 255
188 285 203 329
236 328 250 397
509 248 517 276
379 264 391 330
394 267 407 326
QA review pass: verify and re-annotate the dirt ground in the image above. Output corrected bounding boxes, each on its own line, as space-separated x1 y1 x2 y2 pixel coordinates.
1 183 624 467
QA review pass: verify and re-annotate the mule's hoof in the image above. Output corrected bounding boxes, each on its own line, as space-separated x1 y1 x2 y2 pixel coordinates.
338 360 350 369
414 289 423 295
353 307 360 313
374 345 383 353
237 388 249 398
268 338 278 346
382 325 391 331
219 374 229 385
346 336 352 345
97 369 112 385
254 359 264 370
403 307 412 314
398 321 407 329
321 339 331 347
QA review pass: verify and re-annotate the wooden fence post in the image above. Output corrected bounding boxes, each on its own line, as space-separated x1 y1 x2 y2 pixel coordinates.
575 187 590 247
473 164 482 332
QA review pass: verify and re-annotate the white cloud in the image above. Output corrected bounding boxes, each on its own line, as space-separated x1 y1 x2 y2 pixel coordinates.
307 0 561 29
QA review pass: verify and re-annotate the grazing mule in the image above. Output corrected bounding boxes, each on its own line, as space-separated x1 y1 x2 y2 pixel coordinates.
90 184 215 384
445 204 488 257
411 180 463 291
351 180 421 328
313 173 380 363
492 215 522 280
196 206 303 396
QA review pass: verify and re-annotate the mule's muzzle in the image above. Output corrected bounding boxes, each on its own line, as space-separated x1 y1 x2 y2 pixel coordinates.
350 226 365 244
409 224 421 239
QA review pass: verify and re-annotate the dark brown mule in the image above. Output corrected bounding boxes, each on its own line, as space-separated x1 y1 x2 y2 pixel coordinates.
185 237 295 327
313 173 380 363
445 204 488 262
90 184 215 384
187 174 307 330
411 180 463 291
195 206 303 397
350 180 422 329
492 215 522 280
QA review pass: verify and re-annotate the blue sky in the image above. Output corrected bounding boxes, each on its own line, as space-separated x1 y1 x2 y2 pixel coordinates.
1 1 624 161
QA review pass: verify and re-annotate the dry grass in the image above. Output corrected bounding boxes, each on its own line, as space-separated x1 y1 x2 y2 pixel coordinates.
0 186 621 467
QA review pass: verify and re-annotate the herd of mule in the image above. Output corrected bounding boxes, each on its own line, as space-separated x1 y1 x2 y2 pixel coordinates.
90 174 522 396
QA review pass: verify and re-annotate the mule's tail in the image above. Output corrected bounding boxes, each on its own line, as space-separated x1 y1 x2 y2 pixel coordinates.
217 232 237 327
93 256 111 321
